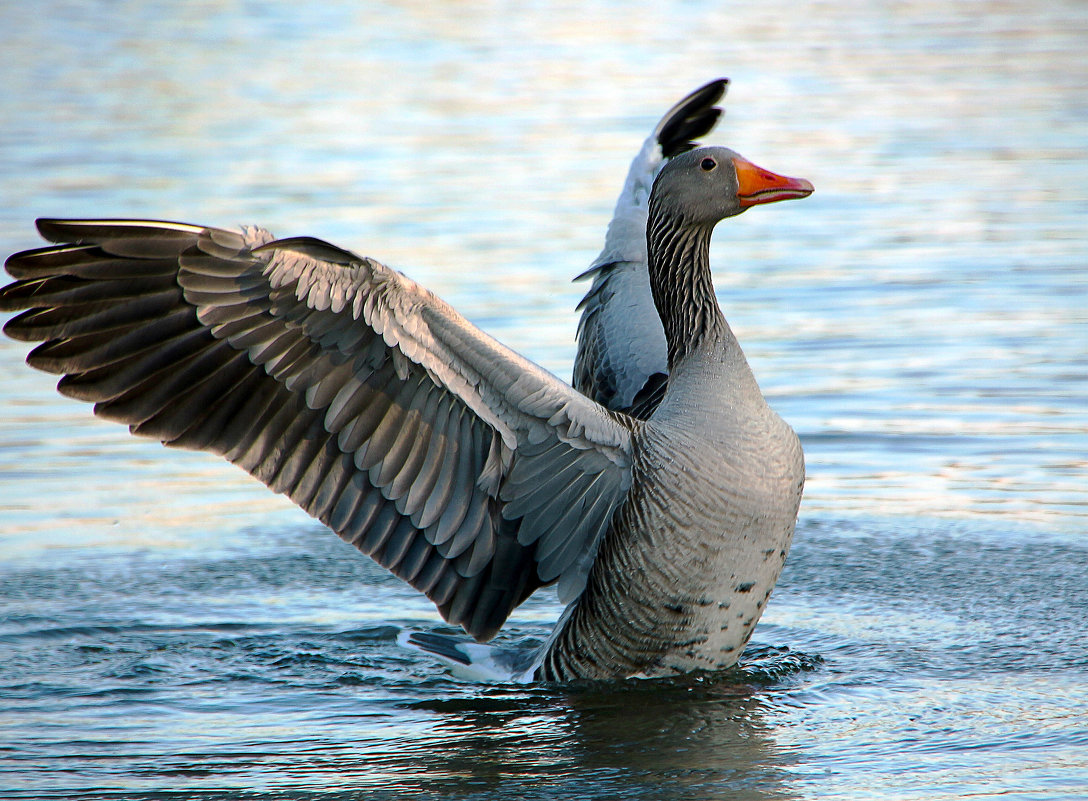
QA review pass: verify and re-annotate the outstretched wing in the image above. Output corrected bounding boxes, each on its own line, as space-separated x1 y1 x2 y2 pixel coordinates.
1 218 634 641
573 78 727 417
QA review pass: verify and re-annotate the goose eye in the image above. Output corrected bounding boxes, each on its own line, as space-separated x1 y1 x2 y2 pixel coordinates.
700 157 717 171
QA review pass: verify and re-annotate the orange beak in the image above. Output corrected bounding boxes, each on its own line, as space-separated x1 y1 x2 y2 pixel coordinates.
733 155 814 209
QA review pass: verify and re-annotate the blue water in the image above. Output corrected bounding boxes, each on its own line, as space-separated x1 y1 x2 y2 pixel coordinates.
1 1 1086 799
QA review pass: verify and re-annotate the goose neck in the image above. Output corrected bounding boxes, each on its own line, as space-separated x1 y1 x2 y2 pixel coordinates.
646 211 726 369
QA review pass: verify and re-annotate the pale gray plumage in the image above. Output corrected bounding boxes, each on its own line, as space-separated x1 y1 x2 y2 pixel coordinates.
1 84 812 681
539 146 811 679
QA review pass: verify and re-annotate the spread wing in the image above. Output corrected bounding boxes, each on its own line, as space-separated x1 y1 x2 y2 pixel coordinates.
1 218 635 641
573 78 727 417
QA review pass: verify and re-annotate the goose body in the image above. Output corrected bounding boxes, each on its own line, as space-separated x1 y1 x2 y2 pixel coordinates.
543 334 803 679
1 82 812 681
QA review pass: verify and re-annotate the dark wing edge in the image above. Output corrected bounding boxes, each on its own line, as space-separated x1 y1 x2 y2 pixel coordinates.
1 218 634 641
654 77 728 159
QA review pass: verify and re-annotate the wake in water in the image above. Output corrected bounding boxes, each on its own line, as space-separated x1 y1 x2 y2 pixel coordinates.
398 625 822 686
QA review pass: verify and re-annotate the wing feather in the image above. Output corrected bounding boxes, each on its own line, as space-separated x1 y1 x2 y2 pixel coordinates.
2 218 635 641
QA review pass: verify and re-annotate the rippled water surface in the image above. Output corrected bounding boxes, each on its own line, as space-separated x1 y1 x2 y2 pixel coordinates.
1 2 1086 799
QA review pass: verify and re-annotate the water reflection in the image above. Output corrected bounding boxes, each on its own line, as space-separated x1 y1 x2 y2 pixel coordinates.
564 682 798 799
404 676 800 800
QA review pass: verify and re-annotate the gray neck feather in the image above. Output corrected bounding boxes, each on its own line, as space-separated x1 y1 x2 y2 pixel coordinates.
646 204 727 369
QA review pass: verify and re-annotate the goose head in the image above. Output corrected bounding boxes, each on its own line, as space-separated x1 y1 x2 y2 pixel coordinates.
646 146 813 367
649 146 813 228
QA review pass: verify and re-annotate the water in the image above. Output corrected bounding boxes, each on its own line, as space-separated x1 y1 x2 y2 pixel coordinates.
1 1 1086 798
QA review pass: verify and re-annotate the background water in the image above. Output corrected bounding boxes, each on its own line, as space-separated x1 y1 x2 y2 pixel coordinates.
1 1 1086 799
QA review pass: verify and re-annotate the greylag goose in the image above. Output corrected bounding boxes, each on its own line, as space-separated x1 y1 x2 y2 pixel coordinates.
0 85 812 681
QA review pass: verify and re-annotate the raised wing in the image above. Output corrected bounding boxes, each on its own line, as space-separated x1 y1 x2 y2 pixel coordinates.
573 78 727 417
1 219 635 641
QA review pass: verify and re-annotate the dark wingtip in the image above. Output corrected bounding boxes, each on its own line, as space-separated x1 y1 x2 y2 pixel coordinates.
0 278 36 312
35 218 73 244
34 218 209 246
657 78 729 159
406 631 472 664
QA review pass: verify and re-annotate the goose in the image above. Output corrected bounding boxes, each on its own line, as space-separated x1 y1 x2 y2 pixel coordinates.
0 83 813 681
